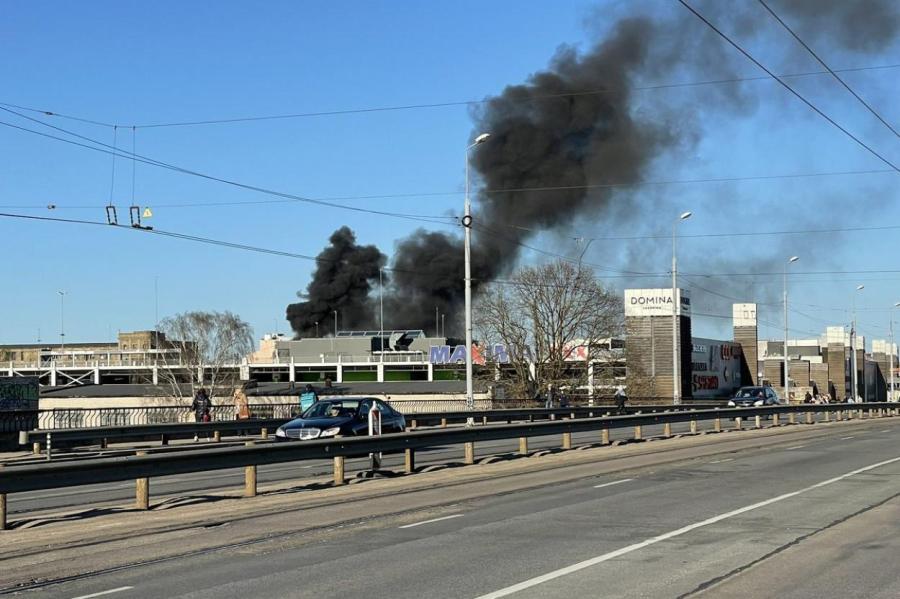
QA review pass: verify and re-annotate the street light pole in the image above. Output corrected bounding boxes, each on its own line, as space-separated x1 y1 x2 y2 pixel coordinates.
851 285 864 401
464 132 491 417
57 290 67 354
379 267 384 363
672 211 691 405
891 303 899 402
783 256 799 404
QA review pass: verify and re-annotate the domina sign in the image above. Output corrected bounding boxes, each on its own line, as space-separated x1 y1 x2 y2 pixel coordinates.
624 288 691 317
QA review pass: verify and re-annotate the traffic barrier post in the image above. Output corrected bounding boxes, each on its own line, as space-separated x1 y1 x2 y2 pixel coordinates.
464 442 475 465
244 441 257 497
789 413 796 425
734 417 742 431
663 422 672 437
634 425 642 441
404 448 415 474
32 442 40 455
601 428 610 445
772 413 780 426
690 419 697 434
714 417 721 432
213 430 221 442
518 437 528 455
806 412 814 425
333 456 345 486
562 432 572 450
135 450 149 510
754 415 761 429
261 427 269 440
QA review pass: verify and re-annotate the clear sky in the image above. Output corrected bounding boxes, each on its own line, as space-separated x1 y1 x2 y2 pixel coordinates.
2 0 899 350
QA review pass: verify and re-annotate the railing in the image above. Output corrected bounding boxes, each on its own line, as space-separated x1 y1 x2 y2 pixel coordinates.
2 402 895 529
33 403 301 430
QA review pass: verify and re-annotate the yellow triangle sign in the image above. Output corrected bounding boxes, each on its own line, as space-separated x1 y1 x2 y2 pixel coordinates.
142 207 153 218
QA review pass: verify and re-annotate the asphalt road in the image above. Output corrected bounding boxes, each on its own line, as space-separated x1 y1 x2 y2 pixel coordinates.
18 417 900 598
7 419 712 516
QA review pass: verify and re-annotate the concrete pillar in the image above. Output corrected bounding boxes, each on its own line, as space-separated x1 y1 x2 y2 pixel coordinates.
135 451 149 510
336 364 343 383
464 442 475 465
518 437 528 455
152 365 159 385
377 363 385 382
562 432 572 449
404 448 415 473
93 368 100 385
333 456 345 485
427 362 434 382
244 441 257 497
289 357 296 383
50 364 57 387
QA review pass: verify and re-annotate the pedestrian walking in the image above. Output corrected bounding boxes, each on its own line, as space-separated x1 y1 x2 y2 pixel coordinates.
192 388 212 441
614 385 627 414
544 384 555 409
299 384 319 414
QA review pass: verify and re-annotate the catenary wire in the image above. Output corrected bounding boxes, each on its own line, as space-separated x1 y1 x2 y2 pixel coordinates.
757 0 900 139
677 0 900 173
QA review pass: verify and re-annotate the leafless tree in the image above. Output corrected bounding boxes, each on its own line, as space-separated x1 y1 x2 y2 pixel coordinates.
475 260 621 399
157 310 254 402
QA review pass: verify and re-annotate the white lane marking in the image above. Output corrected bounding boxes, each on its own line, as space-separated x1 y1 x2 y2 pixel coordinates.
473 455 900 599
841 436 856 440
71 587 134 599
709 458 734 464
399 514 464 529
593 479 634 489
786 445 807 450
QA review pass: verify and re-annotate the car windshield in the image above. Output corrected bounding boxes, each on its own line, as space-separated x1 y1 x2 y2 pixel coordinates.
302 400 360 419
735 387 766 398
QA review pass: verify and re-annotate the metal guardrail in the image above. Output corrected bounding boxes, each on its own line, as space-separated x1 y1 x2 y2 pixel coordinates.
20 405 724 454
1 402 895 529
34 403 301 430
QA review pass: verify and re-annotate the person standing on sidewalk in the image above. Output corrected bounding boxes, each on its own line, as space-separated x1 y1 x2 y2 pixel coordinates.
192 388 212 441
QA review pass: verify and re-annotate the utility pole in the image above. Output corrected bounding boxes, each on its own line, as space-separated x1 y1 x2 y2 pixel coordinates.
851 285 864 401
783 256 799 403
57 290 67 353
379 268 384 363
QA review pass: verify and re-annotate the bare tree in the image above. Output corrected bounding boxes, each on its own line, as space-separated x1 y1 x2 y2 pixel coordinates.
475 260 621 399
157 311 254 402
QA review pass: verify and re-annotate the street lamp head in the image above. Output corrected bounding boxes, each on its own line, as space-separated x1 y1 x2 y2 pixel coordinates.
474 133 491 145
679 211 692 220
895 302 900 308
857 284 865 291
788 256 799 263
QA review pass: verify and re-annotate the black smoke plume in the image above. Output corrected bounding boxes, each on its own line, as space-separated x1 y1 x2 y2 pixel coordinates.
290 0 900 338
286 227 386 336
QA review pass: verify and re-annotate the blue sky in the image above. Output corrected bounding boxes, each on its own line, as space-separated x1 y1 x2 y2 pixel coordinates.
2 0 899 349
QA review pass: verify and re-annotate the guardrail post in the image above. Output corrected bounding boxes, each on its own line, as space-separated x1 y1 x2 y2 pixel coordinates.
772 413 780 426
634 425 642 441
261 428 269 440
160 434 168 446
213 430 221 442
754 415 761 429
837 410 844 421
244 441 257 497
410 419 418 429
482 416 488 425
518 437 528 455
806 411 814 425
868 408 873 419
32 441 40 455
562 432 572 449
734 417 742 431
714 416 721 433
550 413 556 421
789 413 796 425
135 450 149 510
441 418 448 428
464 442 475 465
0 465 6 531
404 448 415 474
333 456 345 486
690 419 697 435
100 438 108 449
601 427 610 445
824 411 831 422
663 422 672 437
45 432 52 461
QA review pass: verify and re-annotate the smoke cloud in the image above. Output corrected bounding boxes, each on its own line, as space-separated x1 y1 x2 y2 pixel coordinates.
289 0 900 339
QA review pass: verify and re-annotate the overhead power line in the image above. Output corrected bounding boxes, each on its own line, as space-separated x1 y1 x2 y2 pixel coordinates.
677 0 900 173
757 0 900 139
3 63 899 129
0 110 457 227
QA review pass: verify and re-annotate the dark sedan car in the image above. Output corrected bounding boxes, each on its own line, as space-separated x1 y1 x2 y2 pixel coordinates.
274 397 405 441
727 386 782 407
